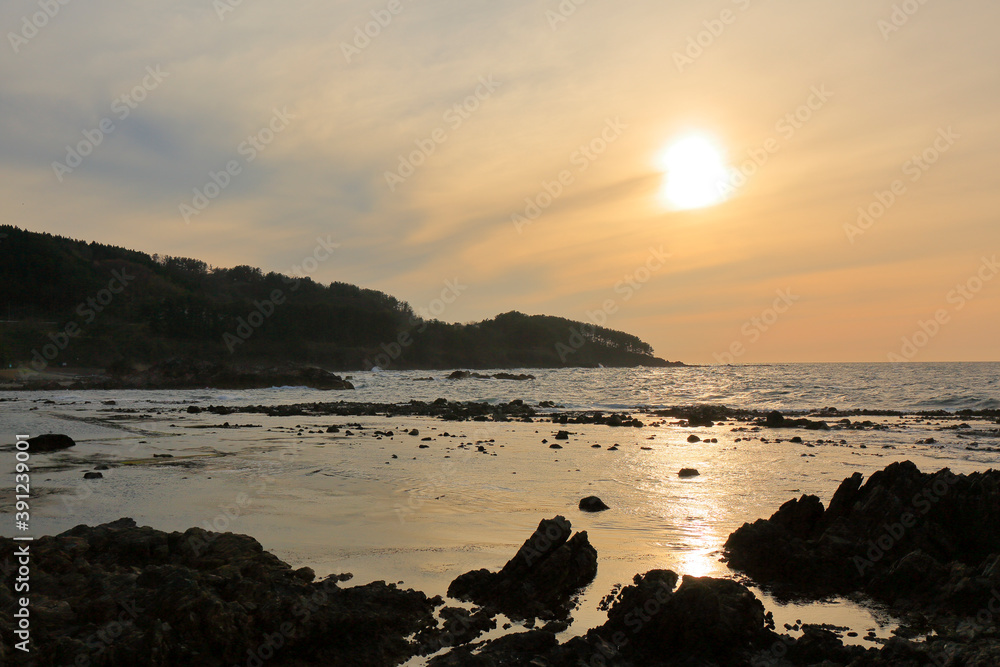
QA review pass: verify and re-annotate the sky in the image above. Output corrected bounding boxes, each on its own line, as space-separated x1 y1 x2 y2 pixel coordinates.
2 0 998 364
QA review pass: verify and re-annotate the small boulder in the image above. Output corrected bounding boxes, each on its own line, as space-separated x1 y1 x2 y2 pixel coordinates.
26 434 76 452
555 431 570 440
687 434 701 443
579 496 610 512
84 472 103 479
678 468 700 478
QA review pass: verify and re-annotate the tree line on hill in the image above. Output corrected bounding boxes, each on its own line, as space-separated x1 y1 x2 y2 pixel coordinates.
0 225 678 372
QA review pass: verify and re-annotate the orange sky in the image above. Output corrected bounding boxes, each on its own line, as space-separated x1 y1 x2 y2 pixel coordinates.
2 0 998 363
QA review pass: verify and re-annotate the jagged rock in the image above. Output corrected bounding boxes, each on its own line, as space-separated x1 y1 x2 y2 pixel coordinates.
447 516 597 620
724 462 1000 617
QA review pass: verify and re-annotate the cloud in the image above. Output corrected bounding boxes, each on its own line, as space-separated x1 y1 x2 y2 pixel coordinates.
2 0 999 361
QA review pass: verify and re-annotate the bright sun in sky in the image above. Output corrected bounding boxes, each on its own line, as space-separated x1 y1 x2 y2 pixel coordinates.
658 134 731 211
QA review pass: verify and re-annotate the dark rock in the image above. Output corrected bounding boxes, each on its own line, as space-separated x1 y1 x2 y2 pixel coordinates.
83 472 103 479
678 468 700 478
0 519 440 667
653 405 730 427
593 571 769 665
26 434 76 452
429 630 558 667
115 359 355 391
448 370 485 380
762 410 831 431
579 496 610 512
428 606 497 649
724 461 1000 614
409 429 420 436
555 430 570 440
787 625 864 665
187 405 202 414
687 434 701 443
765 410 786 427
492 372 536 381
447 516 597 621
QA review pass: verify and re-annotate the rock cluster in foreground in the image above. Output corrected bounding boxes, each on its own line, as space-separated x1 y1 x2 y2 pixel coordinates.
725 461 1000 604
0 519 437 666
726 461 1000 665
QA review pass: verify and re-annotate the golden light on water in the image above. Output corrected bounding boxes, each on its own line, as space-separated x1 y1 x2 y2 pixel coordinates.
657 134 731 211
677 546 718 579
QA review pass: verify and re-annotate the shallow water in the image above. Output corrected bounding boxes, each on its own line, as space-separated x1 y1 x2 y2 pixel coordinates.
1 364 998 660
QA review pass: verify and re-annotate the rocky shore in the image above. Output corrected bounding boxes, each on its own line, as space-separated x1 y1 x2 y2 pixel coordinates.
2 359 355 391
4 461 998 665
115 401 999 427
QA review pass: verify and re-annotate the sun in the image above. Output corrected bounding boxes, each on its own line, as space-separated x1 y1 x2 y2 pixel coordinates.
657 134 731 210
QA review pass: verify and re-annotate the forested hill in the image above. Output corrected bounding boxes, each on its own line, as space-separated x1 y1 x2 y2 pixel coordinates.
0 226 680 371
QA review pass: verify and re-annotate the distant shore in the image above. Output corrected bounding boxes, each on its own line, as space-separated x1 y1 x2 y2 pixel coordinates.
0 359 687 392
